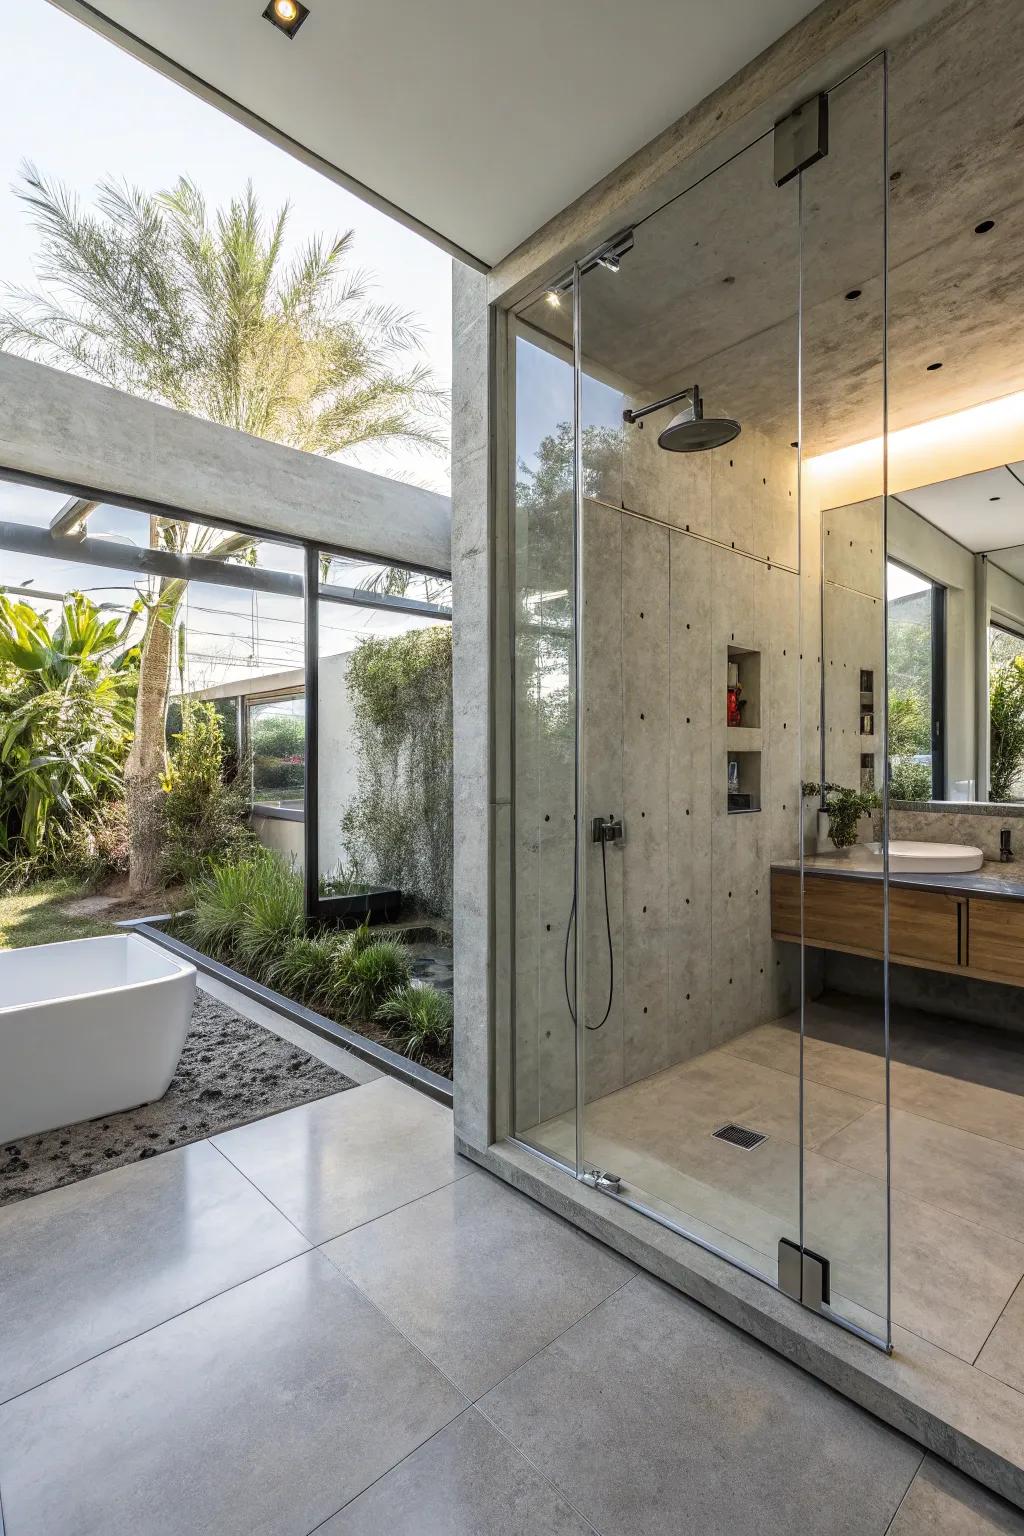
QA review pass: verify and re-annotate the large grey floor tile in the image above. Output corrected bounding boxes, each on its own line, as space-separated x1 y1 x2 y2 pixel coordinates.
323 1170 634 1397
0 1139 308 1403
820 1106 1024 1244
977 1278 1024 1393
213 1078 468 1244
0 1249 464 1536
479 1275 921 1536
888 1454 1024 1533
321 1409 598 1535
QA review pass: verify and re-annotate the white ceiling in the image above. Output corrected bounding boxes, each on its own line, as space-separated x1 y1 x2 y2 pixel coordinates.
898 466 1024 554
61 0 819 267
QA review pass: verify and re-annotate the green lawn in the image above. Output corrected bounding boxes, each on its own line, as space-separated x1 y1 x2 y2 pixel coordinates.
0 879 118 950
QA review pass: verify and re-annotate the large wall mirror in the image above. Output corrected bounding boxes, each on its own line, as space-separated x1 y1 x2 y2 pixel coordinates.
818 462 1024 812
889 464 1024 806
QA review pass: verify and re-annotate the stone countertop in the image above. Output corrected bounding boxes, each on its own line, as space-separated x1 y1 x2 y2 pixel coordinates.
771 850 1024 900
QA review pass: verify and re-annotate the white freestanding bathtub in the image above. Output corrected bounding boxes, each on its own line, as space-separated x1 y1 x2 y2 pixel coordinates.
0 933 196 1143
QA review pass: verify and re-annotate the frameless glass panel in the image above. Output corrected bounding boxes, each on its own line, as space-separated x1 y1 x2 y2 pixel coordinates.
801 54 889 1344
575 129 802 1286
508 319 579 1159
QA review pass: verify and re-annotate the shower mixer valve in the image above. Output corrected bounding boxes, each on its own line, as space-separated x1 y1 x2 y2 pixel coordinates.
592 814 625 845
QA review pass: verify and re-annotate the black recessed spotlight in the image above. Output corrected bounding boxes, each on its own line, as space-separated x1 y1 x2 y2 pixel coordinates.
926 361 943 371
990 496 1002 502
845 288 862 300
263 0 309 37
974 219 995 234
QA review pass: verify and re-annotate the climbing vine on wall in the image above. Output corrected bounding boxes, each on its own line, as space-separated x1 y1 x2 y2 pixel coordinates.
342 625 453 919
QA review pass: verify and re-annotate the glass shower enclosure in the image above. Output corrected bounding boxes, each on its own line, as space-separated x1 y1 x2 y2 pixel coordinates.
510 57 892 1348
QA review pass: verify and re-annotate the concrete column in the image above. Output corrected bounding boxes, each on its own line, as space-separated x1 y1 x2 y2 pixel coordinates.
451 262 496 1152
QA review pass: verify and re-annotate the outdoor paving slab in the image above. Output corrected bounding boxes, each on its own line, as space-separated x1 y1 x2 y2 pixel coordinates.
212 1077 469 1244
322 1169 635 1397
478 1273 922 1536
321 1408 599 1535
888 1454 1024 1533
0 1138 308 1403
0 1249 465 1536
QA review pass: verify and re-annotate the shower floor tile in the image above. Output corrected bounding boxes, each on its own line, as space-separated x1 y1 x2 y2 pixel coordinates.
527 995 1024 1370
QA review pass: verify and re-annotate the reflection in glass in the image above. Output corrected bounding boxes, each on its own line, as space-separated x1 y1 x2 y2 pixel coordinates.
249 694 305 808
887 561 941 801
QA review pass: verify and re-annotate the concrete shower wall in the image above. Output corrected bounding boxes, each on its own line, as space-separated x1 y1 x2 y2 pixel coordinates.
513 410 811 1130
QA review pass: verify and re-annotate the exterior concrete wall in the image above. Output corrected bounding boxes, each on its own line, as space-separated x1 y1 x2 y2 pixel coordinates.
0 353 451 573
250 812 304 870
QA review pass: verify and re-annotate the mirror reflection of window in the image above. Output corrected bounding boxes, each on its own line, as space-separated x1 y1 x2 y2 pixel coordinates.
886 560 944 802
248 694 305 809
989 622 1024 803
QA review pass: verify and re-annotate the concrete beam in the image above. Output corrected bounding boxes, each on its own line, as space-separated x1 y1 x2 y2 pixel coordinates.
0 353 451 575
486 0 935 308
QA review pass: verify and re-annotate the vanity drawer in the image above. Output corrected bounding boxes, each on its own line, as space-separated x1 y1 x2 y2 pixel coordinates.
966 896 1024 983
771 871 961 967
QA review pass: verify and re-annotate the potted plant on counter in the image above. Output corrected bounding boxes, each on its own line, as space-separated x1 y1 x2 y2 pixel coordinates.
802 781 881 854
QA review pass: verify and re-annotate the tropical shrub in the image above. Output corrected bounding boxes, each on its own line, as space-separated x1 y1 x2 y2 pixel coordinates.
0 592 139 881
376 984 453 1063
342 940 411 1016
176 852 448 1068
342 625 453 918
161 700 254 884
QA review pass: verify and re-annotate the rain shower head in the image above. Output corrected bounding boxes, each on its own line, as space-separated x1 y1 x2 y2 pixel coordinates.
623 384 741 453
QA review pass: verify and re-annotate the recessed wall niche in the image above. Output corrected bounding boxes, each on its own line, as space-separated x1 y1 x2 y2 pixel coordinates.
727 644 761 729
727 751 761 813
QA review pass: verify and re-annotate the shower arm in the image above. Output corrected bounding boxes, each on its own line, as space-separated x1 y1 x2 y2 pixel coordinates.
622 385 700 425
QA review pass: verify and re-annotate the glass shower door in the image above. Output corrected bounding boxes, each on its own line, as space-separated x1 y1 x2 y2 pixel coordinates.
509 56 891 1349
799 54 891 1346
573 132 804 1287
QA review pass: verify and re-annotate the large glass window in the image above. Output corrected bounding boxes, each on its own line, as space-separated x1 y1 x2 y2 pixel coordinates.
249 695 306 809
887 560 945 800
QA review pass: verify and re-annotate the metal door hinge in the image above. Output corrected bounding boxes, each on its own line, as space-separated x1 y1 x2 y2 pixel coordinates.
778 1238 831 1310
774 94 829 187
580 1168 622 1194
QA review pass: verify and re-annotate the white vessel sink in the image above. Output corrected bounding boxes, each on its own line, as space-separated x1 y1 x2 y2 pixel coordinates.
866 840 983 874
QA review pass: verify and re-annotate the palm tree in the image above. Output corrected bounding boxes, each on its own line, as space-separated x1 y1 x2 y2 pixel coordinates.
1 164 448 893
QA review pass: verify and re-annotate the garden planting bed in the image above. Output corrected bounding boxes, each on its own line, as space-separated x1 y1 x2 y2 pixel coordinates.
161 849 455 1082
0 989 354 1205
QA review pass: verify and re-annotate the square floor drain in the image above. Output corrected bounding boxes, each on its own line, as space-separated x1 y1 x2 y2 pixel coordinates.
712 1123 767 1150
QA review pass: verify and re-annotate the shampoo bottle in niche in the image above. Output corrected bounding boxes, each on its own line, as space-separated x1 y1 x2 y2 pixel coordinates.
727 661 744 727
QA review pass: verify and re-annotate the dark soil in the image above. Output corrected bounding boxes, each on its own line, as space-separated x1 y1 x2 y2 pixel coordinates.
0 991 354 1205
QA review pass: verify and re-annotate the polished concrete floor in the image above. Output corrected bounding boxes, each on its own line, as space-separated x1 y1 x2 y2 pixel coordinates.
1 994 1021 1533
532 991 1024 1393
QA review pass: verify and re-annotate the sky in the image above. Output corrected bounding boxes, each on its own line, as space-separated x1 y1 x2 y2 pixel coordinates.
0 0 452 495
0 0 453 690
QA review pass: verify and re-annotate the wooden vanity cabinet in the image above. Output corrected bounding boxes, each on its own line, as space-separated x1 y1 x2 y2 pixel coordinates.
966 895 1024 985
771 870 963 972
